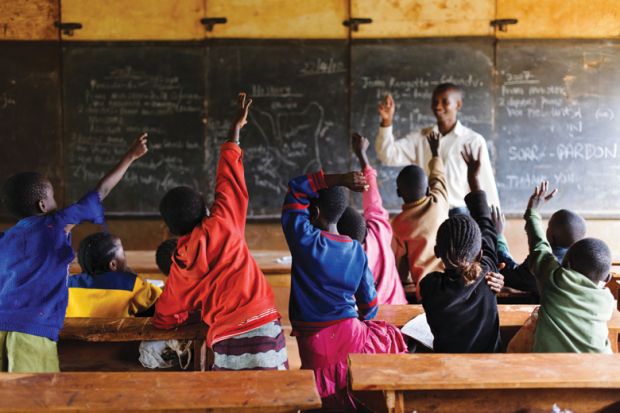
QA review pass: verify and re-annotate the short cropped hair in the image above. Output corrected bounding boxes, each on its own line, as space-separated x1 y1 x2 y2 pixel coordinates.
312 186 348 225
548 209 586 248
397 165 428 204
78 232 121 275
156 238 178 276
2 172 50 218
433 82 464 99
563 238 611 284
337 206 367 243
435 215 482 285
159 186 206 236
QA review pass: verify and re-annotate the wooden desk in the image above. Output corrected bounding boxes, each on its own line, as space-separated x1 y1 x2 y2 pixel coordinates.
349 353 620 413
59 318 208 371
69 249 292 276
0 370 321 412
376 304 620 352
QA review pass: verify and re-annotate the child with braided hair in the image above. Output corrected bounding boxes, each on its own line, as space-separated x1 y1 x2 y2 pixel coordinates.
419 144 502 353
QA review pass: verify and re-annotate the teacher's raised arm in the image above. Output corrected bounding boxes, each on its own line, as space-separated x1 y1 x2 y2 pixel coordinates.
375 83 500 215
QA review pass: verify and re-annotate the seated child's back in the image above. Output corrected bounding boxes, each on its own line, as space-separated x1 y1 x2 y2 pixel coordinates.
66 232 161 318
391 132 449 299
524 182 615 353
420 146 501 353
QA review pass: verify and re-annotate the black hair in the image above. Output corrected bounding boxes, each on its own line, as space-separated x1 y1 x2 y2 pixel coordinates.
312 186 348 225
156 238 178 276
159 186 206 236
548 209 586 248
337 206 367 243
78 232 121 275
397 165 428 204
563 238 611 284
435 215 482 285
2 172 50 218
433 82 464 99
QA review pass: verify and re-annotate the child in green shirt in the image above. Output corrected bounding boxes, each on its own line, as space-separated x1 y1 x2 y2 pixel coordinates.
525 181 614 353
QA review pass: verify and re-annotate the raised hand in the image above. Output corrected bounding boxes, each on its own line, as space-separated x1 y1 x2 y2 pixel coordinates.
426 131 440 157
378 94 395 127
461 144 482 192
352 132 370 169
491 205 505 235
325 171 369 193
527 180 558 211
229 92 253 143
126 133 149 161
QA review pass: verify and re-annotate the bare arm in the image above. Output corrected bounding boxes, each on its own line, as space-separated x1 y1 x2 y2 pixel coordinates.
95 133 148 200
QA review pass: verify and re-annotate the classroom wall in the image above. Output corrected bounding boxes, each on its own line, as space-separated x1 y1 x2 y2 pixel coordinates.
1 0 620 262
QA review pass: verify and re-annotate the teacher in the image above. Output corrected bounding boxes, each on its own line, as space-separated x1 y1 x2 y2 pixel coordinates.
375 83 500 215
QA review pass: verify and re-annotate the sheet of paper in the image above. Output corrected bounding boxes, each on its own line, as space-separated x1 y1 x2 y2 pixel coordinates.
400 313 434 350
146 279 165 288
276 256 292 264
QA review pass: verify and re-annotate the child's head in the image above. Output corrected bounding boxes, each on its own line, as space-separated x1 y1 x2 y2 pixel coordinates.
159 186 208 236
562 238 611 286
156 238 178 276
2 172 57 218
397 165 428 204
546 209 586 249
310 187 348 230
434 215 482 285
337 206 367 243
78 232 127 275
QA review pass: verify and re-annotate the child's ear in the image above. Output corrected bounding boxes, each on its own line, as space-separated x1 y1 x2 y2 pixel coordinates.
426 186 431 197
37 199 47 214
108 259 118 272
476 250 483 262
434 245 440 259
396 188 401 198
309 205 320 224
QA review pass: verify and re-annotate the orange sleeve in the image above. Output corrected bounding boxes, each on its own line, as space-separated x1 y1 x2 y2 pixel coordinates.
209 142 248 232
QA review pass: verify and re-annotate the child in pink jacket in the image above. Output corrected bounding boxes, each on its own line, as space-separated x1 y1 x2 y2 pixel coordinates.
338 133 408 305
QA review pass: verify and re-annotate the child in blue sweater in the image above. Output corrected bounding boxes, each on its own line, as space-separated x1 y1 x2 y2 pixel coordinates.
0 134 148 372
282 170 406 410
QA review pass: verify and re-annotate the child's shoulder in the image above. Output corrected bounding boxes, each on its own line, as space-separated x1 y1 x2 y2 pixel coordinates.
69 271 137 291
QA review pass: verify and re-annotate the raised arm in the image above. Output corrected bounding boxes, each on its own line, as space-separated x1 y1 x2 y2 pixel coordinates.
476 137 501 208
524 181 560 281
209 93 252 230
353 133 390 226
426 132 448 202
281 170 368 252
462 144 498 272
375 94 417 166
95 133 148 200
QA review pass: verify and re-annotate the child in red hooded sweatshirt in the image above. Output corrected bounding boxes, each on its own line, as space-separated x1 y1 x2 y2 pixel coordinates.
153 93 288 370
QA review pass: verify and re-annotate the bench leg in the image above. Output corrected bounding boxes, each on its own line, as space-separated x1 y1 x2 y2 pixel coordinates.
384 390 405 413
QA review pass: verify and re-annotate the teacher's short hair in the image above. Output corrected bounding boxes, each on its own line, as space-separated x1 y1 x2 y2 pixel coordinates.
433 83 464 99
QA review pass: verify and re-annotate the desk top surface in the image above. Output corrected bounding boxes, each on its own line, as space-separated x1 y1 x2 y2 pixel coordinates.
0 370 321 411
349 353 620 391
376 304 620 330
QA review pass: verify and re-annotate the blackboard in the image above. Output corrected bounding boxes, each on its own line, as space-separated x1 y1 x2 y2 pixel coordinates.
63 43 206 214
205 41 349 217
0 42 62 215
350 39 494 211
495 41 620 216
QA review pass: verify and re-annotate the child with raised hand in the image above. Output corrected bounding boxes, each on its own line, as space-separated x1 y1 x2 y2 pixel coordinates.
66 232 161 318
336 133 407 305
153 93 288 371
524 182 614 353
0 134 148 372
420 144 502 353
282 166 406 410
493 205 586 301
390 131 449 300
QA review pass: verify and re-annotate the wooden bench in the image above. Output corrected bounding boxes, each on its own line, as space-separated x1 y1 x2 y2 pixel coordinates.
376 304 620 352
349 353 620 413
59 317 209 371
0 370 321 412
